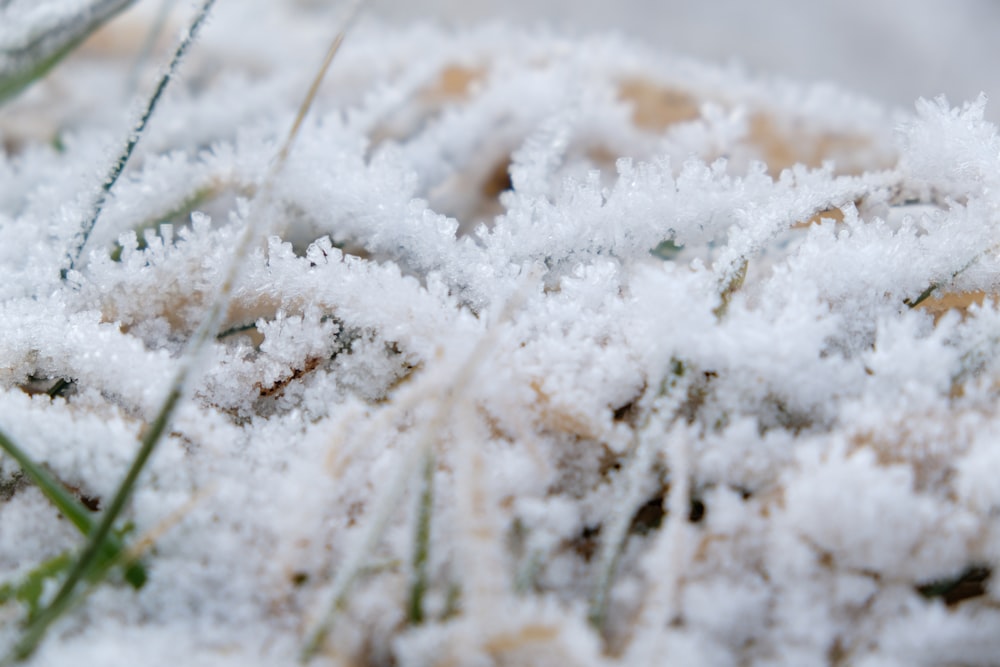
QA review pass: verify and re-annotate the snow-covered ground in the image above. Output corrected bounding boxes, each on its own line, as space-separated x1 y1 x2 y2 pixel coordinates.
1 1 1000 665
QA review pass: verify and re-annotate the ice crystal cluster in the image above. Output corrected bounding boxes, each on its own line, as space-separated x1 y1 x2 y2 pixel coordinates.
2 2 1000 666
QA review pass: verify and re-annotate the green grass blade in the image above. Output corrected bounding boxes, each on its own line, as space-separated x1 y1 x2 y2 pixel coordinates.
0 552 73 621
407 450 435 625
0 426 146 589
5 382 182 662
63 0 218 276
0 426 93 534
905 283 939 309
0 0 136 106
0 0 135 104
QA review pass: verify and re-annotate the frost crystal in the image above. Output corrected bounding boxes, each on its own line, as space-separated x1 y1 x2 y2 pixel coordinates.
1 3 999 666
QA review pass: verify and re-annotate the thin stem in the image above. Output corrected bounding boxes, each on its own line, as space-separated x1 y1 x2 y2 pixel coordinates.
0 427 93 535
300 414 428 661
0 426 146 588
905 243 998 310
627 430 691 658
63 0 218 277
300 267 539 662
407 450 435 625
273 24 350 168
45 378 71 398
713 259 747 319
124 0 178 94
587 367 691 634
905 283 939 309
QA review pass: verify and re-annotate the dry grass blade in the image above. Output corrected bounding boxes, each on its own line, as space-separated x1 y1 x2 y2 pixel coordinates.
124 0 178 94
301 269 538 662
587 366 691 635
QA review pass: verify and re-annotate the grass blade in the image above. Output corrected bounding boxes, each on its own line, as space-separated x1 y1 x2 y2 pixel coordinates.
587 364 691 635
0 427 94 535
124 0 178 94
63 0 218 277
407 450 435 625
0 0 135 105
301 269 538 662
0 426 146 590
4 383 182 662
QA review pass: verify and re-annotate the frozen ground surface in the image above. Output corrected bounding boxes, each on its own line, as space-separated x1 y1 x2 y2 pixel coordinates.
1 1 1000 665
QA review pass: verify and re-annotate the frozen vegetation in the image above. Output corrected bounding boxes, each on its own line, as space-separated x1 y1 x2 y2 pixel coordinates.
1 1 1000 665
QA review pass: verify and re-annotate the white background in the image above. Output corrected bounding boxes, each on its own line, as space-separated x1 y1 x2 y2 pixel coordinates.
366 0 1000 119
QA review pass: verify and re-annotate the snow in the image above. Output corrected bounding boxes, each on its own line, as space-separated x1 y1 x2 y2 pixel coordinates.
1 1 1000 665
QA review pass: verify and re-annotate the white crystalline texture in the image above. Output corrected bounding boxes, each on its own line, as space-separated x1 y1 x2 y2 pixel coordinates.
2 2 1000 666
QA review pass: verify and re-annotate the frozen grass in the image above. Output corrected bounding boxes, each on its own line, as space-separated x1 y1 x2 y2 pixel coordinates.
0 0 135 105
63 0 215 275
2 2 1000 666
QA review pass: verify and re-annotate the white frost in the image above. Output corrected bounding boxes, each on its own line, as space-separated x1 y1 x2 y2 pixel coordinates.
0 3 998 666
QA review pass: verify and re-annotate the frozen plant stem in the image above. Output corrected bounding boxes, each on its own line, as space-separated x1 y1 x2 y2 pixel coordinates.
714 259 747 319
904 248 993 309
407 450 435 625
63 0 217 277
626 430 691 662
124 0 178 94
905 282 939 309
300 405 434 661
301 269 538 662
588 365 691 634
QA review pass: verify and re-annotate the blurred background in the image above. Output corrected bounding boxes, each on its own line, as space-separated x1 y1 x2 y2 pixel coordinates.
364 0 1000 119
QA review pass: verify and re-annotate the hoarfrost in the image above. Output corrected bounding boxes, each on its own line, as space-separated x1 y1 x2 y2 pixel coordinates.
0 3 999 666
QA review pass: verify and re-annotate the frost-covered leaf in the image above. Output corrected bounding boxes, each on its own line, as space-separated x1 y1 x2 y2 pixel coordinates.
0 0 134 104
